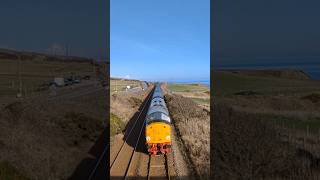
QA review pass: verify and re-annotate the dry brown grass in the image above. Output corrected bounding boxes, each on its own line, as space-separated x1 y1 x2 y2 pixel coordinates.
110 91 145 124
0 89 106 179
165 94 210 179
213 70 320 179
212 103 320 179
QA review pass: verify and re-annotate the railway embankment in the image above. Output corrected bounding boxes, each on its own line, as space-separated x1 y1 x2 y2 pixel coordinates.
165 94 210 180
110 89 149 138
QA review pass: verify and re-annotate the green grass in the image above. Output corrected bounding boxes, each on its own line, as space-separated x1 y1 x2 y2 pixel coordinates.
110 113 125 136
190 97 210 105
214 71 320 96
0 161 30 180
168 83 209 92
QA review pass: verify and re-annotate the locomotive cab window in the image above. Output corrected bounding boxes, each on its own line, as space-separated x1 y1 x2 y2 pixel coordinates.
146 112 171 125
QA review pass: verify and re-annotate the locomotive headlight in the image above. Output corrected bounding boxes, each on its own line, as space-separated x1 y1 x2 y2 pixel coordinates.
166 136 171 140
146 136 151 141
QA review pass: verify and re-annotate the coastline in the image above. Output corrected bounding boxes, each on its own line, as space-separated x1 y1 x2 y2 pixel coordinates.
215 67 320 80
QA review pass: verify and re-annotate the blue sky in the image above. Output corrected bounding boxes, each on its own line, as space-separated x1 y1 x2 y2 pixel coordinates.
0 0 107 59
111 0 210 82
214 0 320 68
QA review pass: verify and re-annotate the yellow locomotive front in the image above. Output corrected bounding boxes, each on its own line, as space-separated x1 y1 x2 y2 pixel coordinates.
145 84 172 155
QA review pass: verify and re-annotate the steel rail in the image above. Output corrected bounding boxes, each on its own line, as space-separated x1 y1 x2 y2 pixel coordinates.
110 88 153 169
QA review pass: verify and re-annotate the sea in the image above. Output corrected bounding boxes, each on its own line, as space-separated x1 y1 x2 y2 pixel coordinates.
216 59 320 80
166 61 319 87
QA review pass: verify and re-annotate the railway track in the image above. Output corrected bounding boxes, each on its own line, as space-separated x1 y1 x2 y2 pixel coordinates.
87 88 153 180
110 86 174 179
110 88 154 179
87 142 108 180
147 154 171 180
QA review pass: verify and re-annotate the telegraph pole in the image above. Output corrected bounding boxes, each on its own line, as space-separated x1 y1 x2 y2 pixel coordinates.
65 43 69 57
16 52 22 98
19 54 22 95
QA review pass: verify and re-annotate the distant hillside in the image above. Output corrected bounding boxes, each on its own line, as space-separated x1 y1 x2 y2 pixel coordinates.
0 48 94 63
221 69 311 80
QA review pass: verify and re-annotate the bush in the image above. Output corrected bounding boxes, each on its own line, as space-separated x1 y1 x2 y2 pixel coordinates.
212 103 315 179
110 113 125 136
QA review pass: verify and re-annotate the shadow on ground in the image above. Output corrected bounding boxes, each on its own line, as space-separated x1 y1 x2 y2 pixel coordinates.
122 88 154 154
68 128 108 180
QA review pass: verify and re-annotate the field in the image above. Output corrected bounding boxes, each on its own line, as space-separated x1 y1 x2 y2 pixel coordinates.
167 83 210 107
164 82 210 179
213 70 320 179
110 78 143 92
214 71 320 96
167 83 209 92
0 58 95 98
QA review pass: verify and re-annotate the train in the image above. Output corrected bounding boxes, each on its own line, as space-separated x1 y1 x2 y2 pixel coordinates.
145 83 172 155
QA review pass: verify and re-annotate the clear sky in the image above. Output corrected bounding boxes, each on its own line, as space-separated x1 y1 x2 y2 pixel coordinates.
110 0 210 82
0 0 107 60
213 0 320 69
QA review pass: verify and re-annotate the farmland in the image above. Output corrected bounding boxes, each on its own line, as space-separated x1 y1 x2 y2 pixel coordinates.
167 83 210 108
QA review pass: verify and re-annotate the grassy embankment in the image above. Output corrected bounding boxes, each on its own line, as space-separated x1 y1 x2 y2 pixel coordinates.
165 94 210 179
110 78 144 136
165 83 210 179
110 84 145 136
110 113 125 136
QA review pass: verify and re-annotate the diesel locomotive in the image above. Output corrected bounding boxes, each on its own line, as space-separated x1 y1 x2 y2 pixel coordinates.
145 83 172 155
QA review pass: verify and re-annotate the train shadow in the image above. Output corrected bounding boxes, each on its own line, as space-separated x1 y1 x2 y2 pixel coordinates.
68 128 108 180
122 89 154 154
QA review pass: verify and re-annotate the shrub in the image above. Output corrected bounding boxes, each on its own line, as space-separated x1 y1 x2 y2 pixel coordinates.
110 113 125 136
